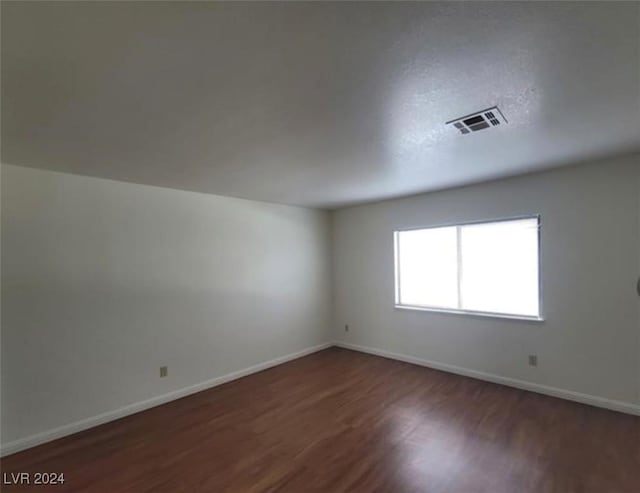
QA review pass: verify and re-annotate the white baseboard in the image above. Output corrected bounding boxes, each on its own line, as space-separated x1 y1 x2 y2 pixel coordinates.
4 340 638 457
0 342 332 457
334 341 640 417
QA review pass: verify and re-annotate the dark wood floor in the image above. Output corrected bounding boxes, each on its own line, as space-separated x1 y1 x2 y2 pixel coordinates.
2 347 639 493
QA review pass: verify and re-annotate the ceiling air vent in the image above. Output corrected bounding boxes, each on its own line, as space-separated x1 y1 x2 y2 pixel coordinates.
446 106 507 135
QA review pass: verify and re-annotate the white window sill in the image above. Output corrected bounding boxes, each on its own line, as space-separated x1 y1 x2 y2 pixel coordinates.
394 304 545 323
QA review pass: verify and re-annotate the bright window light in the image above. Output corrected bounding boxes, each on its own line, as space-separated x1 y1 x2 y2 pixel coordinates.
394 217 541 319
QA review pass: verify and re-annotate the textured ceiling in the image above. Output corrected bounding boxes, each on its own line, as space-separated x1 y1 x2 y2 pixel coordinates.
2 1 639 208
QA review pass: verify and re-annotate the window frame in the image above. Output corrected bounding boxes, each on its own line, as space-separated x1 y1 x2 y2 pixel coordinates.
393 215 544 322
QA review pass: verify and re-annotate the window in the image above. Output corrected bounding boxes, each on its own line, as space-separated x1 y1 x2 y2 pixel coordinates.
394 216 541 320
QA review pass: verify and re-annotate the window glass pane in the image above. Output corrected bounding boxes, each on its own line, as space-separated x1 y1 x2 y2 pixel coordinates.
396 227 458 309
459 218 539 316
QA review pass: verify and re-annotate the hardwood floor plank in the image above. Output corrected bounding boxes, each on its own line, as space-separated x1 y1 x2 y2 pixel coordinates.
1 347 638 492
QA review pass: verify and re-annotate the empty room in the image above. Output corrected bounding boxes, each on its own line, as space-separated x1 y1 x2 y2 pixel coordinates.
1 1 639 492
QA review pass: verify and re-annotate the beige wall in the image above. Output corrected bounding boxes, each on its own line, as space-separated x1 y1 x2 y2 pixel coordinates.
332 154 640 407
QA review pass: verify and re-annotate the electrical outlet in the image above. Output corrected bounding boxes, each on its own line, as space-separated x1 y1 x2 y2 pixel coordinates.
345 324 349 332
160 366 168 377
528 355 538 367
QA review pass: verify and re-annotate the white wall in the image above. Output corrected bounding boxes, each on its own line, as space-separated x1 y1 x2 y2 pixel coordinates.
2 154 639 454
333 154 640 408
1 164 332 449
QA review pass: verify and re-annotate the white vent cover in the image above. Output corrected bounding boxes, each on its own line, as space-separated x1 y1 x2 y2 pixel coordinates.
446 106 507 135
